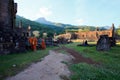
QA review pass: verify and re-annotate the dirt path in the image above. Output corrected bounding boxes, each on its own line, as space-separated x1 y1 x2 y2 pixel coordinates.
6 50 73 80
6 46 98 80
54 46 99 64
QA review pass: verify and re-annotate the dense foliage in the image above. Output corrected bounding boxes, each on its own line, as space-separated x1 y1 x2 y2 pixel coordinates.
116 28 120 35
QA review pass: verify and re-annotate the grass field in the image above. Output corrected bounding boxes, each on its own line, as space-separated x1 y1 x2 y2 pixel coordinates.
64 42 120 80
0 47 54 80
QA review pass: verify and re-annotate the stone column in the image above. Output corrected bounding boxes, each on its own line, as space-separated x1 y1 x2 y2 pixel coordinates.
0 0 17 54
0 0 17 31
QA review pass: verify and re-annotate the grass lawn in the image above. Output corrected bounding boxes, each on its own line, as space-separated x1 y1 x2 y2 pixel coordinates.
64 42 120 80
0 47 55 80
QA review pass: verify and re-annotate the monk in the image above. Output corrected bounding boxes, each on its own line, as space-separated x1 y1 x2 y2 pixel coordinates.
28 37 38 51
41 39 46 49
32 37 38 51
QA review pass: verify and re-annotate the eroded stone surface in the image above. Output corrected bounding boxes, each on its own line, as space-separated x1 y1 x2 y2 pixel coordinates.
96 35 111 51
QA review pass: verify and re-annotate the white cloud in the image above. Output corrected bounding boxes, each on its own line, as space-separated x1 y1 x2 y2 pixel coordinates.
75 19 84 25
36 7 52 18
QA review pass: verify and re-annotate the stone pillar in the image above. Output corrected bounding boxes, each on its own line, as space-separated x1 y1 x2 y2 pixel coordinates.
19 20 22 28
28 25 32 37
111 23 115 38
0 0 10 31
0 0 17 54
0 0 17 31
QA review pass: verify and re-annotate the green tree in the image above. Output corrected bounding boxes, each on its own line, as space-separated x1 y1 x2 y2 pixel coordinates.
116 28 120 35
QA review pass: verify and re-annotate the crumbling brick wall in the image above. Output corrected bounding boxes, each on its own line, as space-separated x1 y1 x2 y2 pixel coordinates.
57 25 115 41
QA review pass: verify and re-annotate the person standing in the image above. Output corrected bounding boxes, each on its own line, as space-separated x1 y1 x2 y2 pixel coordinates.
41 39 46 49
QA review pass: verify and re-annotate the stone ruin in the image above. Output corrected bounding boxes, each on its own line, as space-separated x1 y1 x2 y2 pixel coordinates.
0 0 28 54
58 24 115 42
96 24 116 51
54 33 72 44
96 35 116 51
96 35 111 51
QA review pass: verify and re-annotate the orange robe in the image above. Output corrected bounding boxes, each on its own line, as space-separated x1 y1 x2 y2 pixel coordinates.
32 37 37 51
28 37 37 51
41 39 46 49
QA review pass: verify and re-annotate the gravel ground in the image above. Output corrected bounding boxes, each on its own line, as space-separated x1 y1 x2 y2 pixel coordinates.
6 50 73 80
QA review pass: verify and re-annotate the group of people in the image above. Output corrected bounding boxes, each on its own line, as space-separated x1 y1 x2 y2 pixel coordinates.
27 37 46 51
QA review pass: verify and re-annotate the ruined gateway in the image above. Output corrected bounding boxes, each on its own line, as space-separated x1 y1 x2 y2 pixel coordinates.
56 24 115 42
0 0 28 54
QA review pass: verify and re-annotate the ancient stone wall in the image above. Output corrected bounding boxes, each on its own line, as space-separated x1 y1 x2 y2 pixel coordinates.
56 33 71 39
0 0 16 31
56 24 115 41
75 29 113 41
0 0 19 54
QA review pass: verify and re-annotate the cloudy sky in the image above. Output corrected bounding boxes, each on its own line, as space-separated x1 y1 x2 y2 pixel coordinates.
15 0 120 27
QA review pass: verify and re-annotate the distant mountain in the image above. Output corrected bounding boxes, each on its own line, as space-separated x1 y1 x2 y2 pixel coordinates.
35 17 53 25
35 17 75 28
53 22 75 28
100 26 111 29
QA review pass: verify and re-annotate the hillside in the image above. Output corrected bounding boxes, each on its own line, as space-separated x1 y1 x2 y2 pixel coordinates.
35 17 75 28
35 17 53 25
35 17 108 31
15 15 65 37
